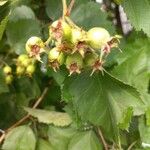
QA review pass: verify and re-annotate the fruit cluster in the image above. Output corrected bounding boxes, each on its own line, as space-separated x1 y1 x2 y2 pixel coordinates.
3 17 121 84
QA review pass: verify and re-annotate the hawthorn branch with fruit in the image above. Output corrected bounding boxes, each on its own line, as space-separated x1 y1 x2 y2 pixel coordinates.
1 1 121 149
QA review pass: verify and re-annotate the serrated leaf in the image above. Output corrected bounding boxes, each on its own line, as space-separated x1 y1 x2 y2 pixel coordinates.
37 139 54 150
68 130 103 150
112 35 150 109
0 69 9 94
122 0 150 36
2 125 36 150
48 126 77 150
112 48 150 94
0 15 9 41
62 71 145 142
24 107 72 127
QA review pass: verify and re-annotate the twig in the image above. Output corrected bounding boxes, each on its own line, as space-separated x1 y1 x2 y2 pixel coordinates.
97 127 108 150
0 86 49 144
62 0 67 19
127 141 137 150
66 0 75 16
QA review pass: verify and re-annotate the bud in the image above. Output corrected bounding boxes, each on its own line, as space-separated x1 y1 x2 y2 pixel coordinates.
87 27 110 50
48 47 64 71
49 19 71 42
66 53 83 75
25 36 45 61
5 75 13 84
3 66 12 74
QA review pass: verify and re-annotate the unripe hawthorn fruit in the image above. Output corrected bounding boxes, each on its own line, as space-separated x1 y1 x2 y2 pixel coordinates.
21 58 31 67
16 66 25 76
25 36 45 61
84 52 99 67
17 54 28 64
26 64 35 76
5 75 13 84
48 47 64 71
3 66 12 74
66 53 83 75
71 28 83 44
49 20 71 41
84 52 103 75
87 27 110 50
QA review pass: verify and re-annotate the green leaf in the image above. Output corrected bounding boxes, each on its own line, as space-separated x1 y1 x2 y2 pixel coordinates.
62 71 145 142
112 48 150 94
0 69 9 94
48 126 77 150
6 6 41 54
68 130 103 150
9 5 35 21
2 125 36 150
0 15 9 41
146 108 150 126
118 107 133 130
112 35 150 110
122 0 150 36
71 2 115 32
24 107 72 127
36 139 54 150
15 77 41 101
139 117 150 148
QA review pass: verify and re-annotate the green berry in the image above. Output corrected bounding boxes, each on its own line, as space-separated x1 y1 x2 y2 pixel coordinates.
84 52 99 67
17 54 28 64
16 66 25 76
3 66 12 74
87 27 110 50
25 36 45 61
26 64 35 76
22 58 31 67
50 20 71 41
48 47 64 71
66 53 83 75
5 75 13 84
71 28 83 44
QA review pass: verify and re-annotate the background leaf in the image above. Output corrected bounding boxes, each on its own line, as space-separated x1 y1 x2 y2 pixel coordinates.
0 69 9 94
36 139 54 150
48 126 77 150
122 0 150 36
24 107 72 127
6 5 41 54
68 130 103 150
2 125 36 150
